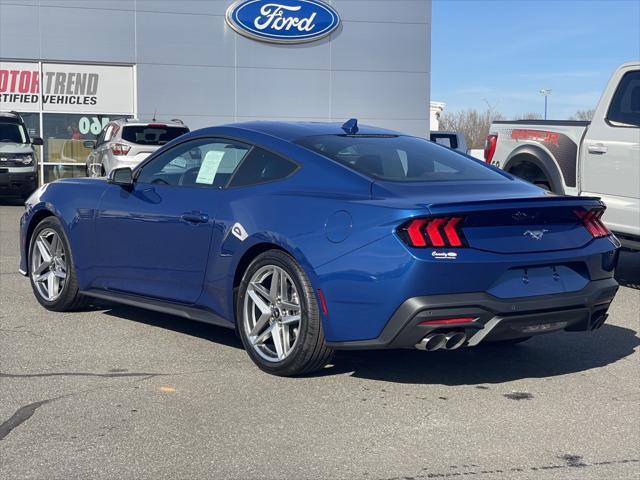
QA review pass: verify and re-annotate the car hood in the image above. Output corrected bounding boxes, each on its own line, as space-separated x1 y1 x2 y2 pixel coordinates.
0 143 33 154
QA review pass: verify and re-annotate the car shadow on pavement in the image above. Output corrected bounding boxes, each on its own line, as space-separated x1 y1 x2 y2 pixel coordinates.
321 324 639 385
97 300 638 385
99 304 244 350
616 249 640 289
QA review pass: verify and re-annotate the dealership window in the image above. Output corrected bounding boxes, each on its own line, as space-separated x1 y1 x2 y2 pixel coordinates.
1 61 135 185
41 113 131 183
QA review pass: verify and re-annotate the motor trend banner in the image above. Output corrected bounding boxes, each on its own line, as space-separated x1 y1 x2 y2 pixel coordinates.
0 62 134 114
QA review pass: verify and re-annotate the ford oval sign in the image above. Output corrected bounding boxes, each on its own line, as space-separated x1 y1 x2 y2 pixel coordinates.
225 0 341 44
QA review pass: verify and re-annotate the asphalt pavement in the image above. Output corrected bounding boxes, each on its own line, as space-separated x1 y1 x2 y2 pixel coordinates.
1 201 638 480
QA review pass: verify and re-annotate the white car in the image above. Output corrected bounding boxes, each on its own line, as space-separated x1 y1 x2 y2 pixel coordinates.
486 61 640 250
85 118 189 176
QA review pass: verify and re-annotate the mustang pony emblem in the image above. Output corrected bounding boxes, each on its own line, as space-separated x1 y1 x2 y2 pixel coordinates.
524 229 549 240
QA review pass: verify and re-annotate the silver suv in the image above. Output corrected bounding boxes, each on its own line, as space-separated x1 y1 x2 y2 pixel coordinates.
85 118 189 176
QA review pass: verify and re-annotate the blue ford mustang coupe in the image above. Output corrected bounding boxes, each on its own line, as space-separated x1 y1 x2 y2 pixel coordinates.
20 120 620 376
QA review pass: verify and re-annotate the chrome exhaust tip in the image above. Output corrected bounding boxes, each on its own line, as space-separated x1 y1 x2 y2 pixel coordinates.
444 332 466 350
416 333 447 351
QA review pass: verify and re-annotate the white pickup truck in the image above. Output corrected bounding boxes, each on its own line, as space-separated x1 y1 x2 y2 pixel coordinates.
485 61 640 250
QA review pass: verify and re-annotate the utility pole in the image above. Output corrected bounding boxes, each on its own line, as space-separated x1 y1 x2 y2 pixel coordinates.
539 89 552 120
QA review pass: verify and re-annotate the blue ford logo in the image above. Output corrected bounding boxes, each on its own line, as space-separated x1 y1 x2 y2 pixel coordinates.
225 0 341 44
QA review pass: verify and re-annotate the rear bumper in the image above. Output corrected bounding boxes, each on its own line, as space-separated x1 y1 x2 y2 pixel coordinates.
326 277 619 350
613 231 640 251
0 170 37 197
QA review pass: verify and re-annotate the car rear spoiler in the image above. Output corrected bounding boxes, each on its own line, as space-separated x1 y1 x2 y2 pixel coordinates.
425 195 605 215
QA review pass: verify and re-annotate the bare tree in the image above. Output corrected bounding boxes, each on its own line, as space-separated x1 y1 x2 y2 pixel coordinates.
515 112 543 120
438 109 504 149
570 109 595 121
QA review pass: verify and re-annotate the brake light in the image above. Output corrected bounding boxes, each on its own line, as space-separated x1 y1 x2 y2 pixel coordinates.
111 143 131 156
419 317 476 326
147 123 167 129
574 209 610 238
484 134 498 163
399 216 467 248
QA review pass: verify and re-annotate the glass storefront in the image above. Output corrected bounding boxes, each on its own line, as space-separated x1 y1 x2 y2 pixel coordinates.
41 113 130 182
1 61 135 184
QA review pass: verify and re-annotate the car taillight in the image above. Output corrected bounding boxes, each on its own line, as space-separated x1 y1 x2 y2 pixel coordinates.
399 216 467 248
484 134 498 163
111 143 131 156
574 209 610 238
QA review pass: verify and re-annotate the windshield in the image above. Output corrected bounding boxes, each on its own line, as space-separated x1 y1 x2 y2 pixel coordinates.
122 125 189 146
0 122 28 144
296 134 506 183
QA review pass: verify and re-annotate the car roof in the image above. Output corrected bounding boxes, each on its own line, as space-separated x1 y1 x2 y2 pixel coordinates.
0 112 23 123
112 118 188 127
213 121 402 142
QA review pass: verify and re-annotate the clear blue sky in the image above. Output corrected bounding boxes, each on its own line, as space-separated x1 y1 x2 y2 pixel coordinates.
431 0 640 119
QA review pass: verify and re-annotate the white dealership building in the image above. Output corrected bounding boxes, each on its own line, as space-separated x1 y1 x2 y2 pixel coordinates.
0 0 432 184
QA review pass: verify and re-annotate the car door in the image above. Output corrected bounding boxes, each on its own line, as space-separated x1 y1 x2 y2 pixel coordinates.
581 66 640 237
92 137 252 304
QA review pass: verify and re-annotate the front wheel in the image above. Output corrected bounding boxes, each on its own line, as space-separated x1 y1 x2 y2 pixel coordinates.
236 250 333 376
28 217 89 311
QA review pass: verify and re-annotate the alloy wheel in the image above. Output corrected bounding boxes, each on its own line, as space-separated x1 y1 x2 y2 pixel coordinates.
243 265 302 362
31 229 67 301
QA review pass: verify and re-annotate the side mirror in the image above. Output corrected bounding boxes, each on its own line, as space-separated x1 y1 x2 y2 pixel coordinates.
108 167 134 187
31 137 44 146
83 140 96 149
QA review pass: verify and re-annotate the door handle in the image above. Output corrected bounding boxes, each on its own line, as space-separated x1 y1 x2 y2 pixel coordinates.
181 212 209 224
587 143 608 154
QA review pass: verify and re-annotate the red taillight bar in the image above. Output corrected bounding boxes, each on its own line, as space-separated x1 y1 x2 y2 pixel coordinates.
574 208 610 238
484 134 498 163
399 216 467 248
419 317 477 326
110 143 131 156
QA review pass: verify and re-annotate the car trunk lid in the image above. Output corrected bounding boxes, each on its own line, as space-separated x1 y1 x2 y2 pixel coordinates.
373 181 606 254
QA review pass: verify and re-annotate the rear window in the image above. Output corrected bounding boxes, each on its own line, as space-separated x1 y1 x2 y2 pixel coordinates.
295 134 503 182
121 125 189 145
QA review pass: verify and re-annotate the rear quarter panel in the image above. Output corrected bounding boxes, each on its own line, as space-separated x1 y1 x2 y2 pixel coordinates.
490 121 588 194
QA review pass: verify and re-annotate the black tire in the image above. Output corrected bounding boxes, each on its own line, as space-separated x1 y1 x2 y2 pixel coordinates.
28 216 90 312
534 181 551 192
236 250 333 376
486 336 532 346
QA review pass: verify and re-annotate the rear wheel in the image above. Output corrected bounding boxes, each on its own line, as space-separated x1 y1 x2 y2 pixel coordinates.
236 250 333 376
28 217 89 311
534 181 551 192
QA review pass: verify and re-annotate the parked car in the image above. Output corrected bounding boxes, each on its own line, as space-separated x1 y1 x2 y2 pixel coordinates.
21 120 620 376
485 61 640 250
430 130 468 154
84 118 189 176
0 111 43 200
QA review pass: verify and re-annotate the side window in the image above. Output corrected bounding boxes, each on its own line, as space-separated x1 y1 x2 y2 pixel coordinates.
228 147 298 187
103 125 115 143
607 70 640 127
136 138 251 188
